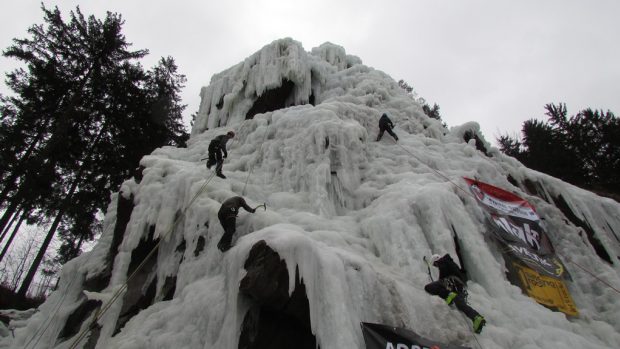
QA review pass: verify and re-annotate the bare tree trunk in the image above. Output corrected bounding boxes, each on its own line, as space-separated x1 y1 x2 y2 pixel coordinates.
18 127 104 297
12 237 35 291
0 208 19 244
37 270 55 298
0 210 26 263
0 200 20 237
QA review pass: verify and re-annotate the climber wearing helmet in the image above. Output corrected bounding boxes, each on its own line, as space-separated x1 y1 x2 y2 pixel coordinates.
207 131 235 178
376 112 398 142
425 253 486 334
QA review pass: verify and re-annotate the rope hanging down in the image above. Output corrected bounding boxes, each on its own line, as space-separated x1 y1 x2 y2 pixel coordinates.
25 209 126 349
390 137 620 296
391 138 472 198
242 120 270 195
423 255 484 349
60 121 618 348
564 256 620 294
23 275 79 349
69 172 216 349
70 122 252 348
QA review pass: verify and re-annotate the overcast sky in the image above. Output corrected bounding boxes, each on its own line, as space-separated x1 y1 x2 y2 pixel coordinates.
1 0 619 145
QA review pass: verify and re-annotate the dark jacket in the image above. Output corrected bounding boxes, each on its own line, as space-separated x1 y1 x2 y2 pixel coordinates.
210 134 232 157
434 254 466 282
218 196 255 219
379 114 394 129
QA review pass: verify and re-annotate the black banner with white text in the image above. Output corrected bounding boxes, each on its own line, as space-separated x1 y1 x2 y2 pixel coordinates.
463 178 568 279
361 322 471 349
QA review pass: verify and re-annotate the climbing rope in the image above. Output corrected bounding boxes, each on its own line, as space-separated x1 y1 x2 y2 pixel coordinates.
456 312 485 349
391 138 473 199
423 255 485 349
68 172 216 349
23 273 79 349
242 120 270 195
70 122 257 347
24 210 129 349
562 254 620 294
391 137 620 297
391 137 535 220
55 121 619 348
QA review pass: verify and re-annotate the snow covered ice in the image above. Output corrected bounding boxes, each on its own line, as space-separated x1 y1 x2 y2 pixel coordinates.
3 38 620 349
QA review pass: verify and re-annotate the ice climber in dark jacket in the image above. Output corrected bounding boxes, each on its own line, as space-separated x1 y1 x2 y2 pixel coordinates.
425 253 486 334
217 196 256 252
376 113 398 142
207 131 235 178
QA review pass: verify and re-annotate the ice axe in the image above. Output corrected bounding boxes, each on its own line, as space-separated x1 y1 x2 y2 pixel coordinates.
254 203 267 211
423 256 434 282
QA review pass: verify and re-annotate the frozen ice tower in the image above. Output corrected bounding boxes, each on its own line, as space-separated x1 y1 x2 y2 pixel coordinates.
3 38 620 349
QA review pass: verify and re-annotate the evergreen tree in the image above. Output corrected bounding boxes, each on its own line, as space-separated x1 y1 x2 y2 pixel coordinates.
498 103 620 200
422 103 442 121
397 79 446 126
0 5 189 296
397 79 413 93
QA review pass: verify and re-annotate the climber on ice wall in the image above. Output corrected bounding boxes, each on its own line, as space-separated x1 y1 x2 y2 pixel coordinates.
376 113 398 142
425 253 486 334
207 131 235 178
217 196 258 252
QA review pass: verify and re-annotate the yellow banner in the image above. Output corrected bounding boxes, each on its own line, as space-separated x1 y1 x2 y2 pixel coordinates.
515 263 579 317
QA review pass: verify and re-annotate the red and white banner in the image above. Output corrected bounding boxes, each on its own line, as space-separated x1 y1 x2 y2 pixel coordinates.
464 177 539 221
463 178 568 279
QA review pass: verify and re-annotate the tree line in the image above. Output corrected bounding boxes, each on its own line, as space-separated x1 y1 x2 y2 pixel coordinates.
0 5 188 297
498 103 619 201
398 79 445 125
398 78 619 201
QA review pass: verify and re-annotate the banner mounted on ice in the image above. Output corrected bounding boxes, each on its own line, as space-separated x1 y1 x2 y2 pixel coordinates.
463 178 578 316
361 322 471 349
512 261 579 316
463 177 567 279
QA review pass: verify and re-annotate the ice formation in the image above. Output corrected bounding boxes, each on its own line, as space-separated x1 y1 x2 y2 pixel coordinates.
2 38 620 349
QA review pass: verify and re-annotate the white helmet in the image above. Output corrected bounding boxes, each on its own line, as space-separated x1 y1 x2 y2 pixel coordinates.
430 254 442 265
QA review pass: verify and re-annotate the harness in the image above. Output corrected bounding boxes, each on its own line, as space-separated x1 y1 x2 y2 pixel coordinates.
442 276 468 300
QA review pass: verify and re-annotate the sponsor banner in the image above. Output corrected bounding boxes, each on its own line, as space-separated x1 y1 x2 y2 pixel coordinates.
464 177 568 279
487 213 552 253
512 263 579 317
464 178 574 313
463 178 539 221
361 322 471 349
497 237 567 279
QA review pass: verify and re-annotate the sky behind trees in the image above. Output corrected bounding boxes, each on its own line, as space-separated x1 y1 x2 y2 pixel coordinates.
1 0 619 144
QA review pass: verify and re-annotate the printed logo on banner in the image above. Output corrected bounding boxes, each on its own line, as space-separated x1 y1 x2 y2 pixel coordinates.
489 213 542 251
470 184 539 221
505 242 565 278
514 263 579 316
464 178 568 279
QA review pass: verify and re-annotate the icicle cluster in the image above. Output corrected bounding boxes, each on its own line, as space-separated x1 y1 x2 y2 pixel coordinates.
3 38 620 349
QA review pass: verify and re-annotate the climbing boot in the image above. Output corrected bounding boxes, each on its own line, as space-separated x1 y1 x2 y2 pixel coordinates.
473 315 486 334
216 172 226 179
445 292 458 305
